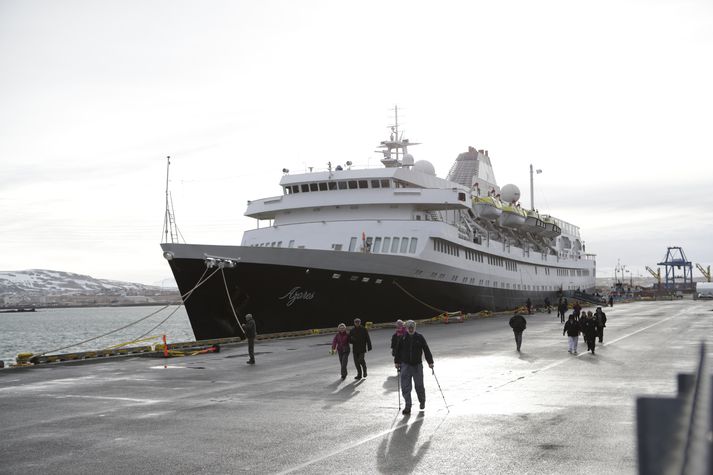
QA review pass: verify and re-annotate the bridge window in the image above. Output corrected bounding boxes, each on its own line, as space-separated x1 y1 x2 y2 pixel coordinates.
372 237 382 253
358 180 368 189
381 179 391 188
348 237 357 252
391 237 400 253
382 237 391 252
338 181 347 190
409 238 418 253
348 181 358 189
371 180 381 188
318 182 328 191
310 183 318 192
400 237 409 253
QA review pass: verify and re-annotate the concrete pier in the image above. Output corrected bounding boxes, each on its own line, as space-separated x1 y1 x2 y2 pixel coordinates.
1 300 712 474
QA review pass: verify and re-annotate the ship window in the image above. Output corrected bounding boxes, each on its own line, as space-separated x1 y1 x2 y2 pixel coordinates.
350 275 359 281
328 181 337 190
292 185 299 193
310 183 318 192
381 179 390 188
358 180 368 189
462 277 468 283
277 241 282 247
338 181 348 190
332 273 341 279
458 192 466 201
439 273 446 279
361 277 370 283
391 237 400 253
331 243 342 251
371 180 380 188
375 279 383 284
318 182 328 191
348 237 357 252
409 238 418 253
301 184 310 192
365 237 373 252
284 187 291 195
348 181 358 189
431 272 438 277
400 238 409 253
382 237 391 252
372 237 382 253
452 275 458 281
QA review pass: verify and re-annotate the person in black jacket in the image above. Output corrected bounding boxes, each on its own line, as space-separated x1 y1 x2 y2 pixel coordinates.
390 319 406 358
244 314 257 364
581 311 599 354
563 314 580 354
349 318 372 380
509 313 527 352
394 320 434 415
594 307 607 343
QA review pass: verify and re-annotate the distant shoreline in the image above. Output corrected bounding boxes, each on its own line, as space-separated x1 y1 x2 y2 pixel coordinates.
0 301 182 311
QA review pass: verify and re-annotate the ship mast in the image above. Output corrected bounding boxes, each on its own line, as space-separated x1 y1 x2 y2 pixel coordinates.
161 156 183 244
377 105 419 167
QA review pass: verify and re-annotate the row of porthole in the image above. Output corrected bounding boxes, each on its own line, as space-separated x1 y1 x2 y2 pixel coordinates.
331 273 384 285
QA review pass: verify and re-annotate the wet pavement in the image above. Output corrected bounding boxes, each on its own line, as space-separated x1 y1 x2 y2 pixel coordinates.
1 299 712 474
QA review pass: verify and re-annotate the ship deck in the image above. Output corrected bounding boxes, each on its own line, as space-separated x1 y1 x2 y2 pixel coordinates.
1 299 712 474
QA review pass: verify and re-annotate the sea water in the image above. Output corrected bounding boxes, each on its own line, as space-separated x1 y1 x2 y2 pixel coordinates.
0 305 195 366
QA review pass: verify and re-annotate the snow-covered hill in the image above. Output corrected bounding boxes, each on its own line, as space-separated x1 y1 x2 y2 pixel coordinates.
0 269 178 307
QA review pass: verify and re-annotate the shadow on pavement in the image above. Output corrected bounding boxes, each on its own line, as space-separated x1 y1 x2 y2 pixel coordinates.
376 412 430 473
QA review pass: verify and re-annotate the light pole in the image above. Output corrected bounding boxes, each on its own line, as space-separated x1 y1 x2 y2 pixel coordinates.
529 164 542 211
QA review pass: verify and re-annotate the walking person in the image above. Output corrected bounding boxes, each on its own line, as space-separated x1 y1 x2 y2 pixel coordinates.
581 311 599 354
349 318 372 380
594 307 607 343
525 298 532 315
563 314 580 354
573 301 582 318
544 297 551 314
509 313 527 352
390 319 406 358
331 323 350 380
244 314 256 364
394 320 434 415
558 299 568 323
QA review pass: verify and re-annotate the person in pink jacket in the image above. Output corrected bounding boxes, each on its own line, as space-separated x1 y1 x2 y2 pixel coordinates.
331 323 351 380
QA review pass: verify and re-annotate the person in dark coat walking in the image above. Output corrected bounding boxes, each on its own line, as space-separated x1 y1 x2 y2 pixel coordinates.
573 301 582 318
594 307 607 343
525 298 532 315
509 313 527 352
563 314 580 354
390 319 406 359
581 311 599 354
349 318 372 379
331 323 350 380
394 320 434 415
544 297 551 314
244 314 257 364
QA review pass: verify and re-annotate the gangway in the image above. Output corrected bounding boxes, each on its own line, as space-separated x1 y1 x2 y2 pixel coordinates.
696 263 711 282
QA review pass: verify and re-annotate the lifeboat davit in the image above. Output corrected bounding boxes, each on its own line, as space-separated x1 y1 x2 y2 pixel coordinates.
472 195 503 220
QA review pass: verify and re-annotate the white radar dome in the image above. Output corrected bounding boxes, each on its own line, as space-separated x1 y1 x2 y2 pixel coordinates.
413 160 436 176
500 184 521 203
402 154 415 166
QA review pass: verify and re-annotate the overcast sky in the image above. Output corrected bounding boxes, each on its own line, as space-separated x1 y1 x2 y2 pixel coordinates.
2 0 712 286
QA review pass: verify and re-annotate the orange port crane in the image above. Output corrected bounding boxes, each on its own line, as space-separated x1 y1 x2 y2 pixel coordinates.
696 263 711 282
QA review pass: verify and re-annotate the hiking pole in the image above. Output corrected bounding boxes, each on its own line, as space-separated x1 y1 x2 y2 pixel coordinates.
431 367 449 414
396 366 401 411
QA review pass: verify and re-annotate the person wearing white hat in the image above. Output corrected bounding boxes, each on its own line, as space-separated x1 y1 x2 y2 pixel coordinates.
394 320 434 415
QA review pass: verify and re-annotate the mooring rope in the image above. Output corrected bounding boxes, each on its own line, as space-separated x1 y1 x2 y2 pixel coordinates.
38 267 219 356
221 267 246 336
392 280 461 315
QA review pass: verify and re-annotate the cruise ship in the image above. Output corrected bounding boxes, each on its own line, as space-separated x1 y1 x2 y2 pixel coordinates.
161 120 596 339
